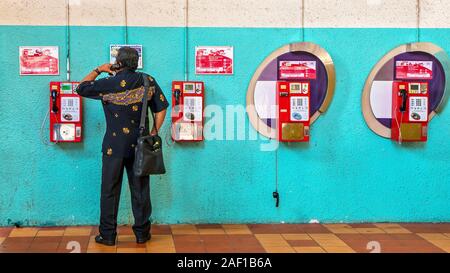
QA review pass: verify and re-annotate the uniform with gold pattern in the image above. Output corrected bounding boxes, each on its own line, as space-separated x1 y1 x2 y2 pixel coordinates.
76 68 169 157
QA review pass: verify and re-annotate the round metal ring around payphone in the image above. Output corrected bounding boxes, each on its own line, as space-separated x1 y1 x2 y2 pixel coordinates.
246 42 336 139
362 42 450 138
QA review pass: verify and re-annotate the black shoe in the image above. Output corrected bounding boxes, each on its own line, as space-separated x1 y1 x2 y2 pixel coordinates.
95 234 116 246
136 234 151 244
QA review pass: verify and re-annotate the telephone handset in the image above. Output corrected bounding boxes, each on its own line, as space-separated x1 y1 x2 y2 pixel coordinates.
400 88 407 112
108 63 122 76
272 191 280 207
110 63 121 71
51 88 58 113
174 88 181 113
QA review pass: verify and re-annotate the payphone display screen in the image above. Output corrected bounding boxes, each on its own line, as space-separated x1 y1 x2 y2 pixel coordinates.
61 83 72 94
290 83 301 92
183 83 195 94
410 83 419 93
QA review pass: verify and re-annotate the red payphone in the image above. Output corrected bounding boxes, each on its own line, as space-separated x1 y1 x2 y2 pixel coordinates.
277 81 310 142
391 82 429 142
171 81 204 141
49 82 82 142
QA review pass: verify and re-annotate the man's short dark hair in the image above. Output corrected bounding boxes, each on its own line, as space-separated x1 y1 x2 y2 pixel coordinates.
116 46 139 71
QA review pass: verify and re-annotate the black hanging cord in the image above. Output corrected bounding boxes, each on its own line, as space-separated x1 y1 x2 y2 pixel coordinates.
416 0 421 42
273 147 280 207
185 0 189 81
124 0 129 44
301 0 305 42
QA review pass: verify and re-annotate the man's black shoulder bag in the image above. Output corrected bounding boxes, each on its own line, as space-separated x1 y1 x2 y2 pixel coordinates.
133 73 166 176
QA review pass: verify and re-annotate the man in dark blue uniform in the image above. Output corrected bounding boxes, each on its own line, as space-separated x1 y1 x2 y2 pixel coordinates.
76 47 168 246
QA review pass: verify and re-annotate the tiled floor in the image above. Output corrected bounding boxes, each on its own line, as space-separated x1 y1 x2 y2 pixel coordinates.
1 223 450 253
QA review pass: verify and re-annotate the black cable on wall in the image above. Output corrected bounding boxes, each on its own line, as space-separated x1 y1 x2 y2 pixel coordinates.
417 0 421 42
185 0 189 81
66 0 71 81
301 0 305 42
124 0 129 44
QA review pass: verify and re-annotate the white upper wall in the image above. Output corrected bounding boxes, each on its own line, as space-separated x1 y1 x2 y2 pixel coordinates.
0 0 68 26
187 0 302 28
127 0 186 27
305 0 418 28
69 0 126 26
420 0 450 28
0 0 448 28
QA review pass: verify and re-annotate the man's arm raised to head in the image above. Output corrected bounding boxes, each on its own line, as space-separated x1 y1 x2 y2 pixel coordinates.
76 63 114 99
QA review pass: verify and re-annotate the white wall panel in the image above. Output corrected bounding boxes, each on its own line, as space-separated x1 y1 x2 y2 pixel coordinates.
420 0 450 28
0 0 448 28
304 0 418 28
187 0 302 28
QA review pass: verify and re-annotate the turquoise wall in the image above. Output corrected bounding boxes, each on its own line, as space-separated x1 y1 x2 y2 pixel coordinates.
0 26 449 226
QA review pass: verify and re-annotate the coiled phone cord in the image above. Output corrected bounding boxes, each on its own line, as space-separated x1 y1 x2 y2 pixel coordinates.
164 124 175 147
40 110 58 146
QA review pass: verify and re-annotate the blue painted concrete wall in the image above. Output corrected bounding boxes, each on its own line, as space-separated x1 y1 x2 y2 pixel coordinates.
0 26 449 226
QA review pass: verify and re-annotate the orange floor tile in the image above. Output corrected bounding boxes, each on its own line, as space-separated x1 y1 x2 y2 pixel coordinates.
0 223 449 253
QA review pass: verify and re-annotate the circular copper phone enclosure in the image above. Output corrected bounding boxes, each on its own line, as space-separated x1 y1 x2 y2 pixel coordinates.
246 42 336 139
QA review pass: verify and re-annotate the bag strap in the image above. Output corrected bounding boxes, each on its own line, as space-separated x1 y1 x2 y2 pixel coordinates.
139 73 157 136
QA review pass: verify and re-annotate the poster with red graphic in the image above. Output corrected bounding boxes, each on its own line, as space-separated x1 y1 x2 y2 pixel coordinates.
278 60 316 80
195 46 233 75
19 46 59 75
395 60 433 80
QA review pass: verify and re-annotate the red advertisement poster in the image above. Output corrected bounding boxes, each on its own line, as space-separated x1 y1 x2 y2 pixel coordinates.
278 60 316 80
396 60 433 80
19 46 59 75
195 46 233 75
